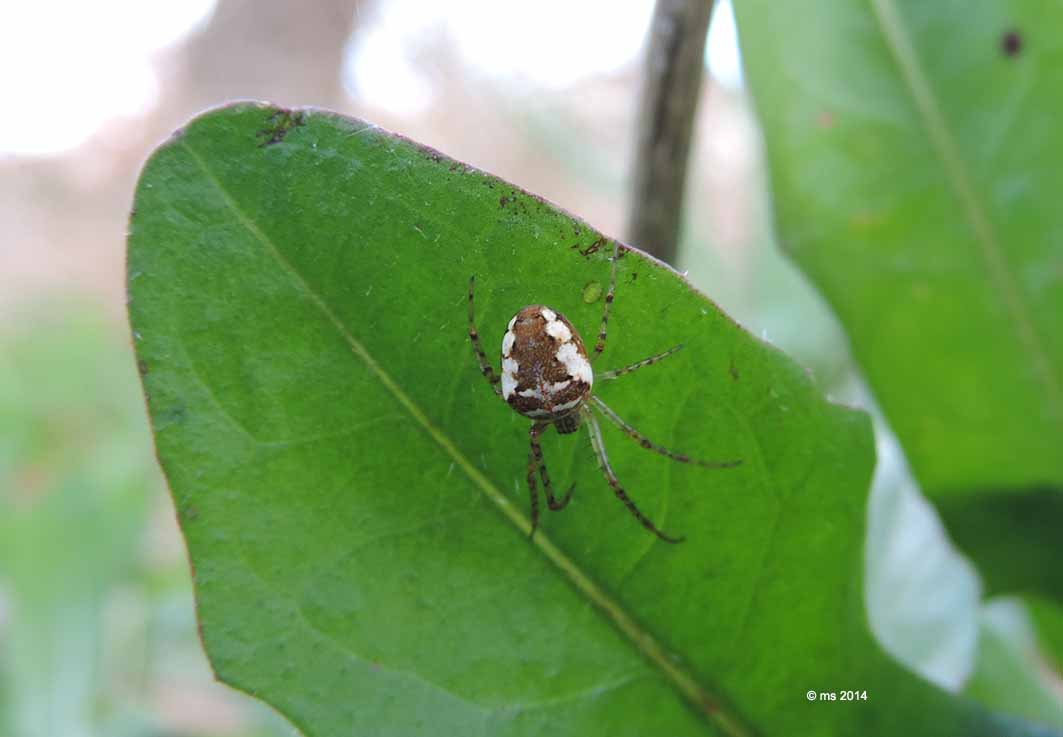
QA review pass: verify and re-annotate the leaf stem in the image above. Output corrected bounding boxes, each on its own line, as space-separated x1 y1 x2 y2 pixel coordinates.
627 0 714 265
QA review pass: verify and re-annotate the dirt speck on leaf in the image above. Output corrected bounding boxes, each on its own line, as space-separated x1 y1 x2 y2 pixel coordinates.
1001 29 1023 57
257 109 306 147
572 237 607 258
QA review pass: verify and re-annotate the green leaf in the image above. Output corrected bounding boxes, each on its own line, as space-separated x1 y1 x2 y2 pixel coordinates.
965 599 1063 729
128 103 1055 737
732 1 1063 597
0 307 155 737
1027 595 1063 673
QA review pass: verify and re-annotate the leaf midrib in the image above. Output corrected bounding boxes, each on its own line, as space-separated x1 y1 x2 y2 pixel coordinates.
233 535 652 717
178 138 752 737
870 0 1063 430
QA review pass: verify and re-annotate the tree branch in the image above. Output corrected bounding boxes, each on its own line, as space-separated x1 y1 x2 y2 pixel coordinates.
627 0 714 265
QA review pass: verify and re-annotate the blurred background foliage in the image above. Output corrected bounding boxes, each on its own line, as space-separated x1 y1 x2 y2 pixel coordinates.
0 0 1058 735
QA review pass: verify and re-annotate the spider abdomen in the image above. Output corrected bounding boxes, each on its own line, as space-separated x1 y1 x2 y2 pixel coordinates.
500 305 593 421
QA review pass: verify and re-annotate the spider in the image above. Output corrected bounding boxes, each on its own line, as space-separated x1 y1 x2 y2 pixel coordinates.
467 244 741 543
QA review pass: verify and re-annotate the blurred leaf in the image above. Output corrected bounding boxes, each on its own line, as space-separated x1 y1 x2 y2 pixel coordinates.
936 490 1063 600
733 2 1063 598
863 458 981 690
0 307 154 737
965 599 1063 729
128 103 1057 736
1026 596 1063 672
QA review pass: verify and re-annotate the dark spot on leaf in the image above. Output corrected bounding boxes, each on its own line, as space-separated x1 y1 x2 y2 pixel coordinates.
499 194 514 208
627 271 638 284
257 109 306 147
729 357 740 381
700 695 720 715
572 236 607 258
1001 29 1022 57
817 111 835 129
137 359 149 376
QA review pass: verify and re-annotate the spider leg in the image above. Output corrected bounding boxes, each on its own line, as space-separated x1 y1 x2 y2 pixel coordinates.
590 396 742 469
529 423 575 511
467 276 502 396
591 243 621 361
583 408 684 543
599 344 684 381
526 430 541 539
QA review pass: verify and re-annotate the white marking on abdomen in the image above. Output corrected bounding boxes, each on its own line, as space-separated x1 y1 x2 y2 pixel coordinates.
501 357 519 399
556 342 593 386
553 397 583 413
545 320 571 342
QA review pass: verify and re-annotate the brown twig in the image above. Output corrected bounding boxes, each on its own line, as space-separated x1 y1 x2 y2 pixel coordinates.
627 0 714 265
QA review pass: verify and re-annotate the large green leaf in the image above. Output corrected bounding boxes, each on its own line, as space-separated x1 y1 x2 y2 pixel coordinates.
732 1 1063 599
128 103 1056 736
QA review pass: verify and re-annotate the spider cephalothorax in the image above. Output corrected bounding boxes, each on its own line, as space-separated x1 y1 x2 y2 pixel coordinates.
468 244 740 542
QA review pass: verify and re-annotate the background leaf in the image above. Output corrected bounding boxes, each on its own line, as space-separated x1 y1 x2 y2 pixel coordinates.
732 0 1063 668
128 103 1056 736
965 598 1063 727
0 308 151 737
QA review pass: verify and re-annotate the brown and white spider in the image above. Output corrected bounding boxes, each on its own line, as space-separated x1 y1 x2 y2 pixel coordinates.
467 244 740 543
